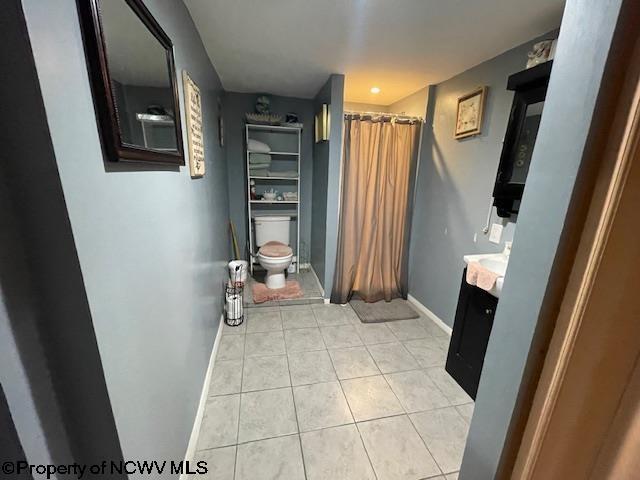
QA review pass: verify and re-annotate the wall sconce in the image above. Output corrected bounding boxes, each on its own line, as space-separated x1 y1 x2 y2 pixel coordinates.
315 103 330 143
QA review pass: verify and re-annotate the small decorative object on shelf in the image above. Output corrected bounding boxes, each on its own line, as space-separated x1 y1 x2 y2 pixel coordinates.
526 39 556 69
255 95 271 114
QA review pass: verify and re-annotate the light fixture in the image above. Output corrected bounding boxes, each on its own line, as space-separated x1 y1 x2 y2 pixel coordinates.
370 87 381 94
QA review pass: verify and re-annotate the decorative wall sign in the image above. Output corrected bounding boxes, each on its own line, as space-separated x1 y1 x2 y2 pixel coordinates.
183 71 205 177
454 86 487 139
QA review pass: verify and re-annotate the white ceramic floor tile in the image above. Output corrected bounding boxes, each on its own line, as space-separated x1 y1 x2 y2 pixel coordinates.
313 305 350 327
367 342 419 373
197 395 239 449
246 310 283 333
288 350 337 386
446 473 459 480
217 335 245 360
403 338 448 368
193 446 236 480
242 355 290 392
293 381 353 432
320 325 363 349
456 403 474 424
282 308 317 329
244 331 286 357
410 407 470 474
341 375 404 422
418 316 451 338
238 388 298 443
386 319 430 341
235 435 305 480
284 327 326 352
209 359 243 396
301 424 376 480
328 346 380 379
358 415 441 480
425 367 473 405
385 370 450 413
222 319 246 335
354 323 397 345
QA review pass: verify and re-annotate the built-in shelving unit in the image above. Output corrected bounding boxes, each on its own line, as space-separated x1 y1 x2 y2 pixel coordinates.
246 123 301 274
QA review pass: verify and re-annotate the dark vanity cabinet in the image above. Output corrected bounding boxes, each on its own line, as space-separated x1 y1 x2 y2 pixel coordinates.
446 269 498 399
493 61 552 217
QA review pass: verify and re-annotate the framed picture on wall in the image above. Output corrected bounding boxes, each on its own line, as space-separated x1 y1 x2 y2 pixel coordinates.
454 86 487 139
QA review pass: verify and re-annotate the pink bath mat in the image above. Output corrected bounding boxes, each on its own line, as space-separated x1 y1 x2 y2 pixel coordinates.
252 280 304 303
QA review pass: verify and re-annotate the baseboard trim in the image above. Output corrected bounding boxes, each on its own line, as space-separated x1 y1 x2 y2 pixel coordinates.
181 314 224 478
407 294 452 336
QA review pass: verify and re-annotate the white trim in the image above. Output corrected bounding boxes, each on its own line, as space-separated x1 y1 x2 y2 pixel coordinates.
407 294 452 336
181 315 224 478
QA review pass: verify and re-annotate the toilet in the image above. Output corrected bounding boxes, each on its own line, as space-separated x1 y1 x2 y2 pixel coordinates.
254 216 293 289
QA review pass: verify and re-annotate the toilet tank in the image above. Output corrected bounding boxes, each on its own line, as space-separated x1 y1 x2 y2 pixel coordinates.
254 215 291 246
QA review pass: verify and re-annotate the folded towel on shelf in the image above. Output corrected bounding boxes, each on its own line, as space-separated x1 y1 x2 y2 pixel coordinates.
249 153 272 165
248 167 269 177
248 139 271 153
269 170 298 178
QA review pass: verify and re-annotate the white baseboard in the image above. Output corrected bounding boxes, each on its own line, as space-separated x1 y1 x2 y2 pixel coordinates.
407 294 452 336
181 314 224 478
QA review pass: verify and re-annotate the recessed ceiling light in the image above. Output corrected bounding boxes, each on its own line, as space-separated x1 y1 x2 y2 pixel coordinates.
370 87 381 94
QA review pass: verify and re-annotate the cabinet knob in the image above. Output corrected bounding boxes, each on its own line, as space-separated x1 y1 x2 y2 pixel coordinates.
485 308 493 315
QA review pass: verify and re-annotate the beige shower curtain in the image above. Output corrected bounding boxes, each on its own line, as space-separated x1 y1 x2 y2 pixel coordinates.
331 114 421 304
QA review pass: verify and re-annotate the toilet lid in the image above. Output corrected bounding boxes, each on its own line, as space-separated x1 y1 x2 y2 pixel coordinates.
259 241 293 258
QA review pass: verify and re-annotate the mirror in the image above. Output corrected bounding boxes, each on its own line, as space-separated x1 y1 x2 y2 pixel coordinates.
507 100 543 185
77 0 184 164
493 61 552 218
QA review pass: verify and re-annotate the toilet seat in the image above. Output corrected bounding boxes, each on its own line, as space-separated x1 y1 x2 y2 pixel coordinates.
258 241 293 258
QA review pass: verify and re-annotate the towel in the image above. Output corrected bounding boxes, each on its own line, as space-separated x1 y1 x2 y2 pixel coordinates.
248 167 269 177
248 139 271 153
269 170 298 178
466 262 500 291
249 153 272 165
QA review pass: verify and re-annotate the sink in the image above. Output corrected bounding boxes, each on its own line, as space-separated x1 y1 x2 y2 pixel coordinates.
463 252 510 298
478 257 507 276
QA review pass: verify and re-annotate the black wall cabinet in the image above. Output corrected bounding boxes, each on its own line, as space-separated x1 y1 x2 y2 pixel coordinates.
445 269 498 399
493 61 552 217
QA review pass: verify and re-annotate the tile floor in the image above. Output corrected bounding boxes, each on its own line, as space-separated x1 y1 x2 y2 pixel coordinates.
197 302 473 480
245 268 324 308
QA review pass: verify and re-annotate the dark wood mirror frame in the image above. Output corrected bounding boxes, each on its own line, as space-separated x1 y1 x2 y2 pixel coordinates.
76 0 184 165
493 61 552 217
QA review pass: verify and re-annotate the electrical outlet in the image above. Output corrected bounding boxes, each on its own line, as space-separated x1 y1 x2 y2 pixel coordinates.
489 223 503 244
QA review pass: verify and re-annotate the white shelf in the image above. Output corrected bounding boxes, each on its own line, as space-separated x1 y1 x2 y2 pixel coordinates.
246 123 301 132
246 124 301 275
248 150 299 156
250 176 298 181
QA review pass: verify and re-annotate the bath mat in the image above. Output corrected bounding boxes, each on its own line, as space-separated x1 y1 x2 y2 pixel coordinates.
349 298 419 323
252 280 304 304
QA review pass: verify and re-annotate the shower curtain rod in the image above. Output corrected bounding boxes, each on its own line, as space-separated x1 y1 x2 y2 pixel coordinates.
344 110 423 122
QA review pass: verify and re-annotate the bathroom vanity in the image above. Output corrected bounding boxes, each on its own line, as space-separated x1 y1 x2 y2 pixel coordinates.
446 252 508 399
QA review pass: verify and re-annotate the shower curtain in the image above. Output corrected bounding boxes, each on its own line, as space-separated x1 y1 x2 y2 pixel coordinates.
331 113 421 304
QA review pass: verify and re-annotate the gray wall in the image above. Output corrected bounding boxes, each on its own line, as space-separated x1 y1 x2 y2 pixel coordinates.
408 32 557 327
21 0 230 472
223 92 315 262
461 0 625 477
311 74 345 295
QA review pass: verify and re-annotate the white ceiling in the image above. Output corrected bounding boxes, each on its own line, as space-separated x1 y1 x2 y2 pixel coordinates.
184 0 564 105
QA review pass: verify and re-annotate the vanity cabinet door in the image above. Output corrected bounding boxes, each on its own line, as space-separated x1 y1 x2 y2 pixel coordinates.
445 269 498 399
